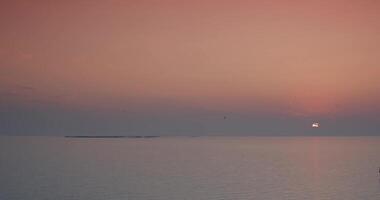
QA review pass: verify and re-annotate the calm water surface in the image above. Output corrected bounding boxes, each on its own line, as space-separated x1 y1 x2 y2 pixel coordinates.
1 136 380 200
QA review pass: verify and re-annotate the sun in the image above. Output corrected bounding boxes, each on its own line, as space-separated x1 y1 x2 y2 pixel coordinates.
312 122 320 128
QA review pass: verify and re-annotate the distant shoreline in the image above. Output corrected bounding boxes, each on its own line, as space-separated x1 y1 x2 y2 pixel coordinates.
64 136 159 138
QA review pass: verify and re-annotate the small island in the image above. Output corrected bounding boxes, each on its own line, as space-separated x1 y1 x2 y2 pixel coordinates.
64 136 159 138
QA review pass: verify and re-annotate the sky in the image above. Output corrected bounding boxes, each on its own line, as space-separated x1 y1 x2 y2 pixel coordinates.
1 0 379 135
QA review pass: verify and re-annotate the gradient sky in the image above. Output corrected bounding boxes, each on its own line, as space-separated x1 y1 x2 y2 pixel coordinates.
1 0 379 135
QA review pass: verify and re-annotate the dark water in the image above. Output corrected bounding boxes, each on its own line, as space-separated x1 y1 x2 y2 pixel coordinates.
1 136 380 200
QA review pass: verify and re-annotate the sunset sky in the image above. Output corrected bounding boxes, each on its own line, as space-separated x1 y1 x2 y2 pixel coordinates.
1 0 379 135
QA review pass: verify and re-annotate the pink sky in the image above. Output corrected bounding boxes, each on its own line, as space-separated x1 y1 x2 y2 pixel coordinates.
1 0 380 119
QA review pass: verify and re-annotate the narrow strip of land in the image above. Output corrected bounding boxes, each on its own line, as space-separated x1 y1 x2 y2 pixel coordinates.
64 136 159 138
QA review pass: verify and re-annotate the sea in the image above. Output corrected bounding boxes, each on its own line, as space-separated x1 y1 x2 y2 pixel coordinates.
1 136 380 200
